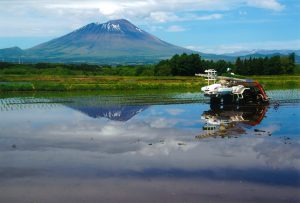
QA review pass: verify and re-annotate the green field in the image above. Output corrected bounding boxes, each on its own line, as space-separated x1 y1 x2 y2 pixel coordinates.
0 74 299 91
0 75 204 91
0 54 299 92
250 75 300 89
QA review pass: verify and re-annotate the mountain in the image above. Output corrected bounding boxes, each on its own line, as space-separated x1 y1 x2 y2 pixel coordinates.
226 49 300 57
0 47 24 58
221 49 300 63
0 19 299 64
0 19 194 64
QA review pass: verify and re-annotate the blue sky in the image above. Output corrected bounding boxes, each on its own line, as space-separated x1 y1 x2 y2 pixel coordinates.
0 0 299 53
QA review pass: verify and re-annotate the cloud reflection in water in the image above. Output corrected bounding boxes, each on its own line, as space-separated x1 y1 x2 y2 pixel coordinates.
0 95 299 202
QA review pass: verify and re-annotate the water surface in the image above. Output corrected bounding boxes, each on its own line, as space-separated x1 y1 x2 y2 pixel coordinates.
0 90 299 203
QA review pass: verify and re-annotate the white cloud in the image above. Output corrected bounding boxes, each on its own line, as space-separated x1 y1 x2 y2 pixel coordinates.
194 13 223 20
166 25 186 32
0 0 285 37
149 117 179 128
41 0 285 16
148 12 223 23
247 0 285 11
149 12 180 23
186 39 300 54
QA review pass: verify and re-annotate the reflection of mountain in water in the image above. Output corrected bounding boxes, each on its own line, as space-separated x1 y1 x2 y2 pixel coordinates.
0 97 149 122
65 96 150 121
68 105 149 121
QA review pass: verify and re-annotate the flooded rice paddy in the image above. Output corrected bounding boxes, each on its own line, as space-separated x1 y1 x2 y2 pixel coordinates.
0 89 299 203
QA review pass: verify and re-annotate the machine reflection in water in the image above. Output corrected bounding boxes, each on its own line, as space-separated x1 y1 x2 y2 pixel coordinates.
197 104 269 139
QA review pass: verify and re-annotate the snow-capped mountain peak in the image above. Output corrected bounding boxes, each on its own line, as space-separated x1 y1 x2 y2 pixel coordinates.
72 19 148 35
22 19 192 64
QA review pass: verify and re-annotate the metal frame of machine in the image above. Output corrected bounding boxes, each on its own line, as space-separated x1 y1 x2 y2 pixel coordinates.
196 69 269 105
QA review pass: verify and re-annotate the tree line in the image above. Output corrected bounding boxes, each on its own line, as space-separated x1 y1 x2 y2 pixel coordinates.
235 53 295 75
154 53 234 76
154 53 296 76
0 53 297 76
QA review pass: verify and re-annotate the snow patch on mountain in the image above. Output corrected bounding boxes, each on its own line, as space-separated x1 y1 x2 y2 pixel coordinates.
102 23 122 32
135 27 143 33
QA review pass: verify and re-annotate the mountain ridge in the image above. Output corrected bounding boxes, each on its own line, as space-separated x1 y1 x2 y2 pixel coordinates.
225 49 300 57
